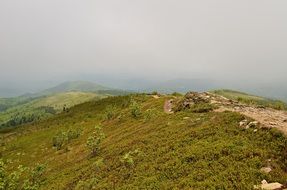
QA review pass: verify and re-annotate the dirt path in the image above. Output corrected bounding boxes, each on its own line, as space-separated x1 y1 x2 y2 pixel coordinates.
164 92 287 135
216 105 287 135
164 99 174 114
207 92 287 135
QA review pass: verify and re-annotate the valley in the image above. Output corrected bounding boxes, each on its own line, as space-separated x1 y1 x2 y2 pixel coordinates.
0 81 128 130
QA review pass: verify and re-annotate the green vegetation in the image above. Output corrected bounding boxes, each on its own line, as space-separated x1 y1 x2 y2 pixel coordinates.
52 128 81 150
86 125 105 156
0 92 105 129
120 149 141 168
0 81 130 130
0 94 286 189
104 105 117 120
130 100 141 118
0 96 37 112
213 89 287 110
0 160 46 190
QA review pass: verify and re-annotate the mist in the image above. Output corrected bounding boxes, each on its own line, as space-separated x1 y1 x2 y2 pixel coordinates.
1 0 287 99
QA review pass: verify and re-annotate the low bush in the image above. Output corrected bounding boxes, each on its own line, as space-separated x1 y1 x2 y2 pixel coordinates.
104 105 117 120
75 178 99 190
143 109 158 122
121 149 141 168
0 160 46 190
130 101 141 118
52 128 81 150
189 103 216 113
86 125 105 156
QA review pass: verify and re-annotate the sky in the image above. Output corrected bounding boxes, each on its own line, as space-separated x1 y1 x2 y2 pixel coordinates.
0 0 287 97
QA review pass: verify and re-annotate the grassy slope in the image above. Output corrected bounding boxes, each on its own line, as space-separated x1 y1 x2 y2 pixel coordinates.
0 96 37 112
32 92 105 111
213 89 287 110
1 94 286 189
0 92 104 127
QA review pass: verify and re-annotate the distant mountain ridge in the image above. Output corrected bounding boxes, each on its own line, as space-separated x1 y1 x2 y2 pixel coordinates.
37 81 112 96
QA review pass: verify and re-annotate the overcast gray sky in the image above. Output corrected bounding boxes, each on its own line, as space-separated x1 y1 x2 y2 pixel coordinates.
1 0 287 94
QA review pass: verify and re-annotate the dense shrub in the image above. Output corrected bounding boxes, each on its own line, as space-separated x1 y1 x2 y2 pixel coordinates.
52 128 81 150
52 132 67 150
0 160 46 190
104 105 117 120
86 125 105 156
67 128 81 142
130 101 141 118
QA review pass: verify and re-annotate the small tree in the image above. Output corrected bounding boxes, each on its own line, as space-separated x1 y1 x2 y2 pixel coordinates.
104 105 117 120
120 149 141 168
52 131 67 150
130 101 141 118
52 129 81 150
86 125 105 156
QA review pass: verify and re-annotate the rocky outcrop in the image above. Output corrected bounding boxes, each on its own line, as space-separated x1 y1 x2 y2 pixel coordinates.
254 180 285 190
172 92 212 112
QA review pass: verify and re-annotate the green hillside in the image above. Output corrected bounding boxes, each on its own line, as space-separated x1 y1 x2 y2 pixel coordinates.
0 96 37 112
212 89 287 110
0 94 286 189
0 81 130 129
0 92 105 129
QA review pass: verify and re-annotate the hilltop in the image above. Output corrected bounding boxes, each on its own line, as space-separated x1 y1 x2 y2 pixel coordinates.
35 81 112 96
0 92 104 129
0 81 130 129
0 91 286 189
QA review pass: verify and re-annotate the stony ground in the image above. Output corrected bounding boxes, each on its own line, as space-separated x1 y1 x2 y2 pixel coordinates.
164 92 287 189
211 94 287 136
165 92 287 135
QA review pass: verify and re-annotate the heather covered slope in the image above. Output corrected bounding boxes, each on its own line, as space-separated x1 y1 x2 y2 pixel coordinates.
0 94 286 189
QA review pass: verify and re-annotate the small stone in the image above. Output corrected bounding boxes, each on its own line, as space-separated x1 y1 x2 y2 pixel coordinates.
261 180 268 184
269 122 277 125
183 117 190 120
254 129 258 132
152 95 160 99
260 167 272 173
247 121 258 128
239 119 248 127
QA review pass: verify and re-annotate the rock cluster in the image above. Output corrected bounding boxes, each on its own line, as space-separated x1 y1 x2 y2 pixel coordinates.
184 92 211 104
239 119 259 129
260 167 272 174
172 92 211 112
